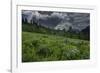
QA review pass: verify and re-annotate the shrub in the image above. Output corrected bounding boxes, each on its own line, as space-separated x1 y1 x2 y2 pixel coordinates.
61 45 80 60
36 45 52 58
31 40 39 47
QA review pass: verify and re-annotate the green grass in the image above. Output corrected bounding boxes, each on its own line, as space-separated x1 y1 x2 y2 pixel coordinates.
22 32 90 62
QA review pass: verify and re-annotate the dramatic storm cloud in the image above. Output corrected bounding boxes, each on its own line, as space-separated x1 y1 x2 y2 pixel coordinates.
22 10 90 31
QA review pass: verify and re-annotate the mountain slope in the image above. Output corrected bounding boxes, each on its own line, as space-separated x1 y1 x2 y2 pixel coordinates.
22 10 90 32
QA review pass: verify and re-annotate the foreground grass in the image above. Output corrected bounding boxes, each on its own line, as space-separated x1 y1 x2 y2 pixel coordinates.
22 32 90 62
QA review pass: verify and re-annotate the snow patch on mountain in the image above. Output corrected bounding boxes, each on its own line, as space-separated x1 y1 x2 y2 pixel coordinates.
55 22 72 31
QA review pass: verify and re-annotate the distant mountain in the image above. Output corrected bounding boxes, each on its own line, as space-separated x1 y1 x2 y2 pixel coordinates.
54 22 72 31
81 26 90 34
22 10 90 32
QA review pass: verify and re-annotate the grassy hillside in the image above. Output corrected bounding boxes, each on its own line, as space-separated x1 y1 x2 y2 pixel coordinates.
22 32 90 62
22 23 90 40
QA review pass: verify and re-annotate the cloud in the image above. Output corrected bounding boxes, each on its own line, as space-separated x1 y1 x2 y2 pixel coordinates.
22 10 90 31
51 12 68 19
22 10 69 20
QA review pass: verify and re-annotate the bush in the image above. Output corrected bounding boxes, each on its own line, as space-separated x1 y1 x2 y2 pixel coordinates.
61 45 80 60
36 45 52 58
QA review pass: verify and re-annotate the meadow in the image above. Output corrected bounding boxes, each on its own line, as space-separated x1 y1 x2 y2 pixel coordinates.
22 32 90 62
